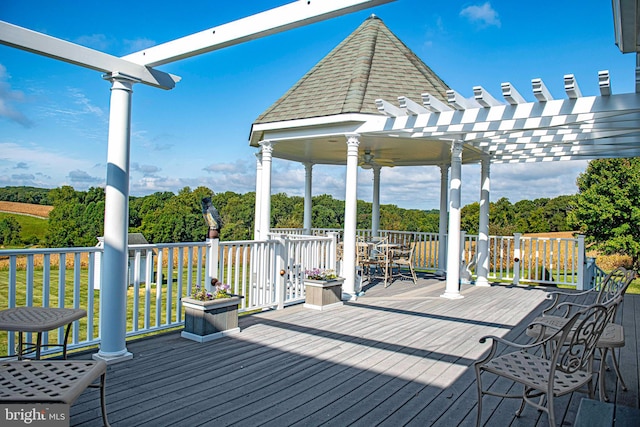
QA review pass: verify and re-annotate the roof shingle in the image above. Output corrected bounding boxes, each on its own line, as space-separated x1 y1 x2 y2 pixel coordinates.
254 15 450 124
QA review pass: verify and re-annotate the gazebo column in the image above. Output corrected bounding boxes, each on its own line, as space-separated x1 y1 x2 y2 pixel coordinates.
304 162 313 234
94 76 136 364
253 151 263 239
342 133 360 299
371 165 381 237
476 156 491 286
442 141 464 299
259 141 274 241
436 163 449 277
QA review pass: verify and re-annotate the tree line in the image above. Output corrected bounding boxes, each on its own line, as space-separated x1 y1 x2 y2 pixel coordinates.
1 185 573 247
1 158 638 266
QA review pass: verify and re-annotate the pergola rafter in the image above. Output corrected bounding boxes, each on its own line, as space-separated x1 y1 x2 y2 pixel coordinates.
370 72 640 164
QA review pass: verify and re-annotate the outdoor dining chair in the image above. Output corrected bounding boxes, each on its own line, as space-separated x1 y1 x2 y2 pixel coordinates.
475 299 620 427
360 236 391 286
389 244 417 285
525 266 636 401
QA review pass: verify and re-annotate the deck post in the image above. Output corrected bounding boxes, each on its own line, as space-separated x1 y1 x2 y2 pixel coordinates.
577 234 586 290
513 233 522 285
254 151 263 239
275 236 286 310
94 76 136 364
206 238 220 291
328 232 339 272
372 165 381 237
436 163 449 277
442 141 463 299
476 156 491 286
304 163 313 235
342 133 360 299
259 141 274 241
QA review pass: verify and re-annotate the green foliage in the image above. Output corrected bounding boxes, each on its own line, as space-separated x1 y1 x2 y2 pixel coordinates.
134 187 212 243
0 213 48 246
46 186 105 247
0 186 51 205
7 184 577 247
568 158 640 266
0 217 21 245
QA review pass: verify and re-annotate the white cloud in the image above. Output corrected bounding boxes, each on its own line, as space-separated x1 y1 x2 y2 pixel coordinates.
68 169 101 184
11 173 35 181
123 38 156 54
132 163 161 176
460 2 501 28
0 64 33 128
68 88 103 117
74 34 111 51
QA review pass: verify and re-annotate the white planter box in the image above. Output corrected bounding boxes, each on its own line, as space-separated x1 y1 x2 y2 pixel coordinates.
303 278 344 311
181 296 242 343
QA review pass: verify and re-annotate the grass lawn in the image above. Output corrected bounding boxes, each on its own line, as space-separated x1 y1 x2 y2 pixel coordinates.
0 212 48 244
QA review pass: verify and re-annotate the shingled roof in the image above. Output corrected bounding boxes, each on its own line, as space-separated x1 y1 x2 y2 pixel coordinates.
254 15 451 125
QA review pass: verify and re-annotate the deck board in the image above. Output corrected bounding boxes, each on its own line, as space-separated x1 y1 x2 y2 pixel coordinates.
68 277 640 426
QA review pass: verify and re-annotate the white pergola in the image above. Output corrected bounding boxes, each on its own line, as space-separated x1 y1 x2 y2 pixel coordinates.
251 4 640 300
0 0 395 363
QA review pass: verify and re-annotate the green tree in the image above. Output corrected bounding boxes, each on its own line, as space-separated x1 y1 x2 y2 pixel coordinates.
568 158 640 266
460 202 480 234
0 217 21 245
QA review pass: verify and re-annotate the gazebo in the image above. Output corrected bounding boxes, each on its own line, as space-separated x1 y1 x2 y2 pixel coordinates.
250 14 640 300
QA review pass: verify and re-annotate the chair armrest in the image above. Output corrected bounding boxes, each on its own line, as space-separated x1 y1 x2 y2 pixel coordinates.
542 289 595 315
476 332 556 366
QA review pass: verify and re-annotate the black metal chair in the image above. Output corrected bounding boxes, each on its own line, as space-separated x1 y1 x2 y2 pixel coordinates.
475 300 619 427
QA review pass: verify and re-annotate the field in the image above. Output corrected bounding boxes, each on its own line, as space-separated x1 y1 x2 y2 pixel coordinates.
0 201 51 246
0 201 52 218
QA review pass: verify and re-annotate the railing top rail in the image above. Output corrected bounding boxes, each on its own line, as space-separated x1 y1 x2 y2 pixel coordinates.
127 242 207 249
0 246 101 256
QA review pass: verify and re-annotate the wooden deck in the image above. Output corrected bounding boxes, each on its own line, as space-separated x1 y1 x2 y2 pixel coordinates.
70 274 640 426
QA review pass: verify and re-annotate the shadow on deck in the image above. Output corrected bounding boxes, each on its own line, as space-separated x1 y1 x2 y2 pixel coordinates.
70 274 640 426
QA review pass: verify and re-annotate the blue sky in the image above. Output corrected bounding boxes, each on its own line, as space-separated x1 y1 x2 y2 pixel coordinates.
0 1 635 210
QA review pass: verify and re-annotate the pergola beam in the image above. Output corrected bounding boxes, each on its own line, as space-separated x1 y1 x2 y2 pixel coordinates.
447 89 482 110
375 98 405 117
422 92 453 112
399 96 428 115
501 82 527 105
122 0 396 67
532 78 554 102
599 70 611 96
0 21 180 90
564 74 582 99
474 86 503 107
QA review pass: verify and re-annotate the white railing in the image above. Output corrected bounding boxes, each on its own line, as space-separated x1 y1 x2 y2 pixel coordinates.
276 228 590 288
0 247 103 357
0 229 591 357
0 235 336 357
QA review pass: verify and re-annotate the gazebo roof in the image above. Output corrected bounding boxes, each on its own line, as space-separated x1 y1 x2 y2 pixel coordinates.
250 14 640 167
254 15 450 125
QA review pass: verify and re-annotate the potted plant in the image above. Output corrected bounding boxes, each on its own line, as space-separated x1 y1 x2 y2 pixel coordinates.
303 268 344 310
181 279 243 343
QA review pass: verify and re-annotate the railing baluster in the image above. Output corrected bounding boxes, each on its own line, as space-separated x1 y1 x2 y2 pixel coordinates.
87 252 95 341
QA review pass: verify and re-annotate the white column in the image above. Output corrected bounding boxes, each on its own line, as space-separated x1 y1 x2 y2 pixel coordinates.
371 165 381 237
476 156 491 286
259 141 273 241
94 76 136 363
436 163 449 277
304 162 313 234
342 133 360 299
442 141 464 299
253 151 263 239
